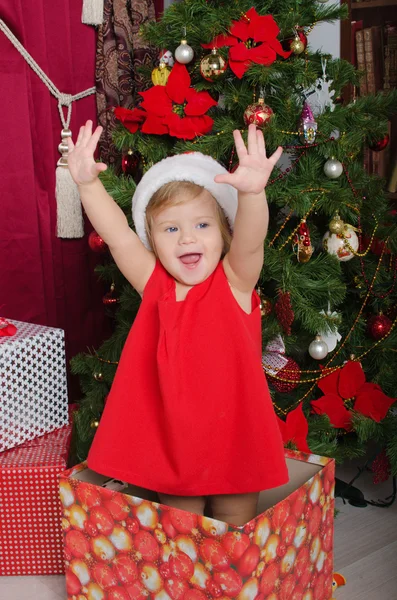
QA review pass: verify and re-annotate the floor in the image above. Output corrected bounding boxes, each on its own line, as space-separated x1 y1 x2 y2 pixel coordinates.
0 460 396 600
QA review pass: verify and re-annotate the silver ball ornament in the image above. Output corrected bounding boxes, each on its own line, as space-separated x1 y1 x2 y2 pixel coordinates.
324 157 343 179
316 0 329 3
175 39 194 64
308 335 329 360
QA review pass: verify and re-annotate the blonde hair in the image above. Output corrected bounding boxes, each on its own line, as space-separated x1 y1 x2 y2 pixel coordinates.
145 181 232 254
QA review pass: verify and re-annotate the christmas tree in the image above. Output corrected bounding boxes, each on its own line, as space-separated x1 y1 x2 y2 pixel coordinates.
71 0 397 484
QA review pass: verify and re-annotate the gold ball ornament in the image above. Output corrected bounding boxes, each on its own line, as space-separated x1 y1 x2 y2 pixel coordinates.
93 372 103 381
329 213 344 235
151 62 172 86
257 288 273 317
91 420 100 429
243 98 274 129
200 48 228 81
290 35 305 55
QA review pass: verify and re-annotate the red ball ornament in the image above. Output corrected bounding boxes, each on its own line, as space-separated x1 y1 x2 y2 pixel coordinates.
369 134 390 152
367 314 392 340
121 149 143 182
88 231 108 253
103 283 119 306
268 358 301 393
243 98 273 129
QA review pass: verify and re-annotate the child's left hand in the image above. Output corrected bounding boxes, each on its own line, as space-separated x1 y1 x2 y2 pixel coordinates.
214 124 282 195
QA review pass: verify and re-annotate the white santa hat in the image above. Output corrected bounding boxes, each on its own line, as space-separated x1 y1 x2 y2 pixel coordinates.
132 152 238 250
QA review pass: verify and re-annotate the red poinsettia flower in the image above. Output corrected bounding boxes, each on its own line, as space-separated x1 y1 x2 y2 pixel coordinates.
277 404 311 453
311 361 396 430
202 7 291 78
115 63 217 140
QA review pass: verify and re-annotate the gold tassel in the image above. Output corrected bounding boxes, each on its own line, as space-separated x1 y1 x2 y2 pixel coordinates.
56 129 84 239
81 0 104 25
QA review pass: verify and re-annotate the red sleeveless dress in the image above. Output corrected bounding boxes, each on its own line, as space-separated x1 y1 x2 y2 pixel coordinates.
88 261 288 495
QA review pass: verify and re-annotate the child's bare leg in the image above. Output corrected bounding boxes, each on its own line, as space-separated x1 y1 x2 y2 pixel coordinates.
158 493 206 515
210 492 259 526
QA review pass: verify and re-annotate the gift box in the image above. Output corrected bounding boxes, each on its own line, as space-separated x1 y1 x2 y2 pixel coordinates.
0 418 72 575
0 318 69 451
60 450 335 600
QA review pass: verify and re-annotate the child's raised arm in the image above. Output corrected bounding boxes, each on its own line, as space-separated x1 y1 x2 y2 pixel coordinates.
67 121 155 294
215 124 282 293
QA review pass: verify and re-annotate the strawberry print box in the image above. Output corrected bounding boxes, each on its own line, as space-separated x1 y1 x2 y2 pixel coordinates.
60 450 334 600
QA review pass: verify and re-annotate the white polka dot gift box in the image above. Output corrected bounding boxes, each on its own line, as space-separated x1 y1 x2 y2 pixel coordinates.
0 416 72 575
0 318 69 451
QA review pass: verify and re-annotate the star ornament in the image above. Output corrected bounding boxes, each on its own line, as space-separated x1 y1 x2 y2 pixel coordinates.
311 361 396 429
202 7 291 79
276 404 311 453
114 63 217 140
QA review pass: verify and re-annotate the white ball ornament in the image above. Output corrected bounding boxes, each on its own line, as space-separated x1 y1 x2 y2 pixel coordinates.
323 157 343 179
322 225 359 262
308 335 329 360
175 39 194 64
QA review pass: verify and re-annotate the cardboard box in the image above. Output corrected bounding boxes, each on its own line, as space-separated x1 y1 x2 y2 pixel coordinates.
0 318 69 451
0 419 72 575
60 450 335 600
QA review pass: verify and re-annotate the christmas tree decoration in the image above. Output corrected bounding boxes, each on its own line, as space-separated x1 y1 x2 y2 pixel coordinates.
305 58 335 116
299 102 317 144
323 224 359 261
243 98 273 129
323 157 343 179
276 404 310 453
312 360 396 427
151 62 172 86
371 449 391 484
293 219 313 263
90 420 100 429
275 291 295 335
201 8 291 79
318 309 342 352
93 372 104 381
88 231 108 253
367 314 393 340
257 288 272 317
103 283 119 306
369 134 390 152
159 49 174 67
0 317 17 337
290 33 305 55
308 335 328 360
268 357 301 392
200 48 228 82
175 39 194 64
121 149 143 182
329 213 344 235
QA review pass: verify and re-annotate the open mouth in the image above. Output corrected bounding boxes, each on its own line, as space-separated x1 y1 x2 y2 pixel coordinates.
178 253 202 267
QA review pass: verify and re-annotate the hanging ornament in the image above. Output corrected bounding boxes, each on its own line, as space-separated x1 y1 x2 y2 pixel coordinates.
275 291 294 335
88 231 108 253
318 308 342 352
257 287 273 317
293 219 313 263
0 317 17 337
151 62 172 86
299 102 318 144
90 420 100 429
268 358 301 393
305 58 335 116
371 449 391 484
121 149 143 182
103 283 119 306
308 335 328 360
175 29 194 65
329 213 344 235
243 97 273 129
323 223 359 262
282 29 307 54
93 372 104 381
200 48 228 82
316 0 329 3
323 157 343 179
367 314 392 340
369 134 390 152
159 49 174 67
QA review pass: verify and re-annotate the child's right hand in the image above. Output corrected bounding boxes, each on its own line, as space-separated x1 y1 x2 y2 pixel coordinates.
67 120 107 186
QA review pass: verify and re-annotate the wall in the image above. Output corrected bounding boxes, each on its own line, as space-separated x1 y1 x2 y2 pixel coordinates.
308 20 340 59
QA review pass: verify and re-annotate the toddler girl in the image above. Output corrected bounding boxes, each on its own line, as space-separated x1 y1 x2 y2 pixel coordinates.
67 120 288 526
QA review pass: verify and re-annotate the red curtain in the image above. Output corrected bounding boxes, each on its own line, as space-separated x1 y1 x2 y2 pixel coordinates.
0 1 109 398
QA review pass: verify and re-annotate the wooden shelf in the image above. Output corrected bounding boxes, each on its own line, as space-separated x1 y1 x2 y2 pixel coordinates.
351 0 397 9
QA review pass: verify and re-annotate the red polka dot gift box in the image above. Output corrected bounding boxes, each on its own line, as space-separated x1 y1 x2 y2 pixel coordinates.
60 450 335 600
0 418 72 575
0 318 69 451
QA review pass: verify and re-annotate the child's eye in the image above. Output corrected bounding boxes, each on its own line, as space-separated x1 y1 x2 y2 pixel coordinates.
197 223 209 229
165 226 178 233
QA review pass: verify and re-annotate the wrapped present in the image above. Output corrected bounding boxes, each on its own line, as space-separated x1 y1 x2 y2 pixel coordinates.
0 318 69 451
0 418 72 575
60 450 335 600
